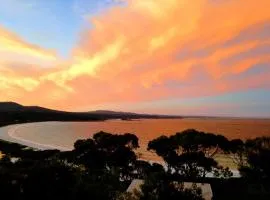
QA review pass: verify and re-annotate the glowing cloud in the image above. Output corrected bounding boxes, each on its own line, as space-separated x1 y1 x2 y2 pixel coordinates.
0 0 269 113
0 26 58 62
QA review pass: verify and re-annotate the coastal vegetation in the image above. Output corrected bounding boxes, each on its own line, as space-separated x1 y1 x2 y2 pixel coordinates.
0 129 270 199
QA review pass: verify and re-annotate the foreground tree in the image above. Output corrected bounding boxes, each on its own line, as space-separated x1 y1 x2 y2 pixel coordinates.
239 137 270 180
136 171 203 200
71 131 139 181
0 132 139 200
138 180 204 200
148 129 232 178
228 139 247 167
117 171 204 200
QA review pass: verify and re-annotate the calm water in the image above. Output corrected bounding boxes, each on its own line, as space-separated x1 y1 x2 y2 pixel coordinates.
2 118 270 160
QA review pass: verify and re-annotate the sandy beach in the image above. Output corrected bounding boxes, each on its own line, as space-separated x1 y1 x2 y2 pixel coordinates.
0 121 241 177
0 123 71 151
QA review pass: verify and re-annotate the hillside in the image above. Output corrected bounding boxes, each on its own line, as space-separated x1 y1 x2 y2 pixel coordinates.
0 102 25 112
0 102 181 126
0 102 62 113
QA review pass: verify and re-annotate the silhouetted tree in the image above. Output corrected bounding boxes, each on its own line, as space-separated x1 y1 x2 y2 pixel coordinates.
148 129 232 178
137 173 204 200
240 137 270 180
229 139 247 167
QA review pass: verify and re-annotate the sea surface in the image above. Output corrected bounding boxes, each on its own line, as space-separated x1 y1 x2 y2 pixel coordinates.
1 118 270 161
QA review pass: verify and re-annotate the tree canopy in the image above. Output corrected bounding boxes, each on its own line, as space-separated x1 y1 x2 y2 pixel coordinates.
1 130 270 199
148 129 232 178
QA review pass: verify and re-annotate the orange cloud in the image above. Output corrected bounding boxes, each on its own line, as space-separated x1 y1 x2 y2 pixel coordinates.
66 0 269 81
0 26 58 62
0 0 269 111
0 25 58 99
0 64 40 92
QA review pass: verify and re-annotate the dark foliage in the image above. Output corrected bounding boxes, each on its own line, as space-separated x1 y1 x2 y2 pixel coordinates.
1 129 270 199
148 129 232 179
239 137 270 180
137 172 204 200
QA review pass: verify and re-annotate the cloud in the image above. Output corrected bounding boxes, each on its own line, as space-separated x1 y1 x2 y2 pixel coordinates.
0 24 59 98
0 0 269 112
0 26 58 62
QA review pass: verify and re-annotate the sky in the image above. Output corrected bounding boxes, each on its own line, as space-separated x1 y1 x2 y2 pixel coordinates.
0 0 269 117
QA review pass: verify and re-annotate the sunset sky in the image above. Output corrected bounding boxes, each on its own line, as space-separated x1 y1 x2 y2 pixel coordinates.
0 0 269 117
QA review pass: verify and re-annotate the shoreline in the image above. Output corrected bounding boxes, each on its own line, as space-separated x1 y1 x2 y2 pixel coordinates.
0 122 72 151
0 121 241 177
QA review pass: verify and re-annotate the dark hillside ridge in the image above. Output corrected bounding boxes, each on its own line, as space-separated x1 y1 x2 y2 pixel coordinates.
0 102 24 111
0 102 182 126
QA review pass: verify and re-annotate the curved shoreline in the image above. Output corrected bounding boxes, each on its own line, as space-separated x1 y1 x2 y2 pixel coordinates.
0 123 72 151
0 121 241 177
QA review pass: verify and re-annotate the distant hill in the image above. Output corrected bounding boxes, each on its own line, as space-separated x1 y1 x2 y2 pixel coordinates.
89 110 139 116
0 102 63 113
0 102 24 112
0 102 182 126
